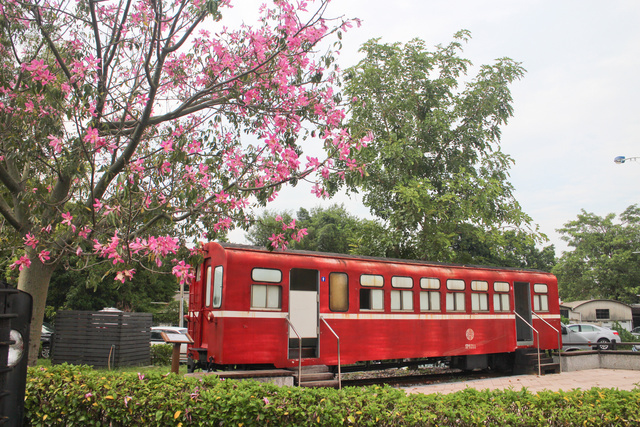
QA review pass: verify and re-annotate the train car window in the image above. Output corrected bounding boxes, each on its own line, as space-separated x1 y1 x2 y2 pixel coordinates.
252 268 282 283
471 293 489 312
494 294 510 312
493 282 510 293
360 289 384 310
195 265 201 282
420 278 440 289
360 274 384 287
205 266 212 307
471 281 488 291
533 283 549 312
420 291 441 312
329 272 349 312
251 284 282 309
533 283 548 293
446 279 465 291
212 266 223 308
470 281 488 312
446 292 465 312
493 282 511 312
391 290 413 311
391 276 413 288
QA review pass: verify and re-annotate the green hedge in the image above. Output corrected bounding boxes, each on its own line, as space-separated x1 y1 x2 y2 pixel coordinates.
150 344 173 366
25 364 640 426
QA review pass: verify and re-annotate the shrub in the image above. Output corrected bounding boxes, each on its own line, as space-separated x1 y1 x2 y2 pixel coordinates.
24 364 640 426
150 344 173 366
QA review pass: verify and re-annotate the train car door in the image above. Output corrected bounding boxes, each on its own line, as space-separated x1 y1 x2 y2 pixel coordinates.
514 282 533 344
288 268 319 359
190 264 204 347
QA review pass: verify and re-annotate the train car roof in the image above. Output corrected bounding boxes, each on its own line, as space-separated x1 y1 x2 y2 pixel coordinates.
215 242 553 276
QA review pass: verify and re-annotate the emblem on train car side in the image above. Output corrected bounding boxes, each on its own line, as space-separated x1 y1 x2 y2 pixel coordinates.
466 328 475 341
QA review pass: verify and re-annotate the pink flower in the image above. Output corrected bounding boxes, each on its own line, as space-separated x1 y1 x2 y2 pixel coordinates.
161 138 174 152
61 212 73 226
47 135 63 154
38 251 51 263
10 256 31 271
282 219 296 230
263 397 270 405
214 190 229 204
172 260 195 285
24 233 38 249
114 269 135 283
78 226 91 239
83 127 106 150
291 228 308 242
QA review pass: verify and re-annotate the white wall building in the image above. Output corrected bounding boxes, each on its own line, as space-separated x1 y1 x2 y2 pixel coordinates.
560 299 633 331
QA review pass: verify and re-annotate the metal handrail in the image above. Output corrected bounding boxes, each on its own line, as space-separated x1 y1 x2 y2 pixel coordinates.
532 312 562 373
320 317 341 389
285 316 302 386
514 311 541 376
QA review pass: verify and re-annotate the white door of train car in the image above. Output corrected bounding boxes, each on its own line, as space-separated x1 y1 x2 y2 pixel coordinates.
288 268 319 359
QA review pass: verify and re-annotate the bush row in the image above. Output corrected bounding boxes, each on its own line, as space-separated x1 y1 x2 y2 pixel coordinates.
25 364 640 426
150 344 173 366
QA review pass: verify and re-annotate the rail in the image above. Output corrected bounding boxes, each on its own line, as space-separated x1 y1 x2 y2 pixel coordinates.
532 312 562 373
285 316 302 386
514 312 541 376
320 317 341 389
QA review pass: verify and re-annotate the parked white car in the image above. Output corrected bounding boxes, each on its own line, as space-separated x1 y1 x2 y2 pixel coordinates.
562 323 619 350
151 326 188 362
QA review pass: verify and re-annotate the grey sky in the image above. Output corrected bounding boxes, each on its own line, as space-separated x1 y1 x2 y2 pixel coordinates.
224 1 640 254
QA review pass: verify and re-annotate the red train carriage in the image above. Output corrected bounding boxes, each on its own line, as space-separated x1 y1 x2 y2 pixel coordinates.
185 242 561 372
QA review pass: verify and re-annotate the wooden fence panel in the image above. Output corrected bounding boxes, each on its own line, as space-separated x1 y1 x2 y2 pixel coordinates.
51 311 151 367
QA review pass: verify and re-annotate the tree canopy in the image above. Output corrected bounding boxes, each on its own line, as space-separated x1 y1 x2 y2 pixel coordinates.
248 205 555 270
0 0 365 364
247 204 375 254
45 261 178 319
553 205 640 304
337 32 540 262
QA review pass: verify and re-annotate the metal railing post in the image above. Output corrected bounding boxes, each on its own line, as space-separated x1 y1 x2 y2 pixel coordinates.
286 316 302 386
320 317 341 389
532 312 562 373
514 312 541 376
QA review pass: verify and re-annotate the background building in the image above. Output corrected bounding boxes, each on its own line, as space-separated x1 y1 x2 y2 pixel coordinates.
560 300 633 330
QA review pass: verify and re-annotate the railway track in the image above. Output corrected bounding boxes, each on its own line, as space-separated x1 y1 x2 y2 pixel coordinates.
340 368 506 388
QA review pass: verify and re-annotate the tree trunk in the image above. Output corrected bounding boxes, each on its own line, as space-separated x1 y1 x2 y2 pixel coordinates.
17 258 55 366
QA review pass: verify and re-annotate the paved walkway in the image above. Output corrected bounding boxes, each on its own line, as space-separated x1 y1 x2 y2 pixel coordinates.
404 369 640 395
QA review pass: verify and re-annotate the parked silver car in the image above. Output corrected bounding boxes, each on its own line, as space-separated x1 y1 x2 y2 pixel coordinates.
562 323 619 350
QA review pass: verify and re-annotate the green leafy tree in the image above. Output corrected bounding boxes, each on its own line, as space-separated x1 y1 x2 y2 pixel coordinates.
339 32 540 262
247 205 553 268
452 227 555 271
44 260 179 323
552 205 640 303
247 205 364 254
0 0 363 364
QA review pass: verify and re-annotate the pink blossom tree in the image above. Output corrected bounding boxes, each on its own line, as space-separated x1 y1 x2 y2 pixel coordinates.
0 0 366 364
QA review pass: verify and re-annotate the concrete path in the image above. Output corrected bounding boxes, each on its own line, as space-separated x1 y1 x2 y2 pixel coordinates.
404 369 640 395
